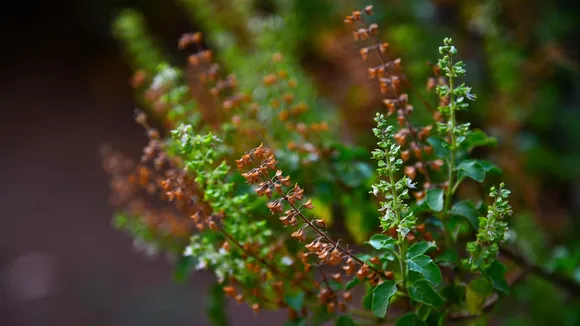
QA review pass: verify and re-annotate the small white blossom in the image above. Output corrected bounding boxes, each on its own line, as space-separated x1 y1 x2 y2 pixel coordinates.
183 246 193 256
397 225 410 237
151 66 178 90
371 185 379 196
281 256 293 266
195 260 208 270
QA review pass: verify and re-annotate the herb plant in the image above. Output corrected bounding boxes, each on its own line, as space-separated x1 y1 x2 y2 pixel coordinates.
103 3 580 325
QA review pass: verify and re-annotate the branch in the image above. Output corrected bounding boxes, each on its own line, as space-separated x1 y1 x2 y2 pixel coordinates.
499 246 580 296
449 269 528 320
245 149 390 280
449 245 580 321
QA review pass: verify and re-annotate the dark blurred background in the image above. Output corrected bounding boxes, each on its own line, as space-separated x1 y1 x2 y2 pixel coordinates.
0 1 230 325
1 0 580 325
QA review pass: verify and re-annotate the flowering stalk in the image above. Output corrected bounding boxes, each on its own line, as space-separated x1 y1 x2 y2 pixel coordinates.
466 183 512 269
371 113 417 291
238 144 393 315
171 124 317 315
346 6 440 202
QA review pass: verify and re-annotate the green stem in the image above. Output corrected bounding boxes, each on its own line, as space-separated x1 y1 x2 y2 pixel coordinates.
384 137 408 291
441 57 457 249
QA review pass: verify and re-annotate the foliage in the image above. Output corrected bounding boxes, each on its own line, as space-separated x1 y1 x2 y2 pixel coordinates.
103 1 580 325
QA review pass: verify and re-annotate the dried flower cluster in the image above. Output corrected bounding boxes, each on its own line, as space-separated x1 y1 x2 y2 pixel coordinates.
238 144 396 314
346 6 445 203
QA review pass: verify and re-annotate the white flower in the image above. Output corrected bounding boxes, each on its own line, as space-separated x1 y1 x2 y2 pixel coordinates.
195 260 208 270
151 66 178 90
183 246 193 256
281 256 293 266
216 269 225 283
378 203 389 212
397 225 410 237
406 178 417 189
371 185 379 196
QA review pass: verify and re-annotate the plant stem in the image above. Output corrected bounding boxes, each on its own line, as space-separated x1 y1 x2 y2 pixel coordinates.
247 151 390 279
173 177 314 294
356 15 433 186
441 57 457 249
383 133 408 291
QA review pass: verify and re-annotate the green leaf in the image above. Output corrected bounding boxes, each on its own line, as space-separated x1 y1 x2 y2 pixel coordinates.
463 130 497 151
172 255 194 282
478 160 502 174
367 234 397 251
407 255 442 285
485 261 509 295
336 315 358 326
407 270 424 284
407 241 437 259
456 160 486 183
450 201 479 230
206 284 229 326
466 277 493 315
427 136 451 157
362 293 373 310
408 280 445 308
465 286 484 316
416 304 431 320
345 277 361 291
442 283 466 304
371 280 397 318
311 305 334 326
426 188 444 212
285 292 305 311
435 249 459 266
396 313 427 326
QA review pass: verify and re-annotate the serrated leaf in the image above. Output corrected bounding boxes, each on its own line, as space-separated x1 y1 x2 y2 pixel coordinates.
285 292 305 311
407 241 437 259
456 160 486 183
396 313 427 326
408 280 445 308
367 234 397 251
426 188 444 212
485 260 509 295
336 315 357 326
407 255 442 285
450 201 479 230
371 280 397 318
345 277 361 291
